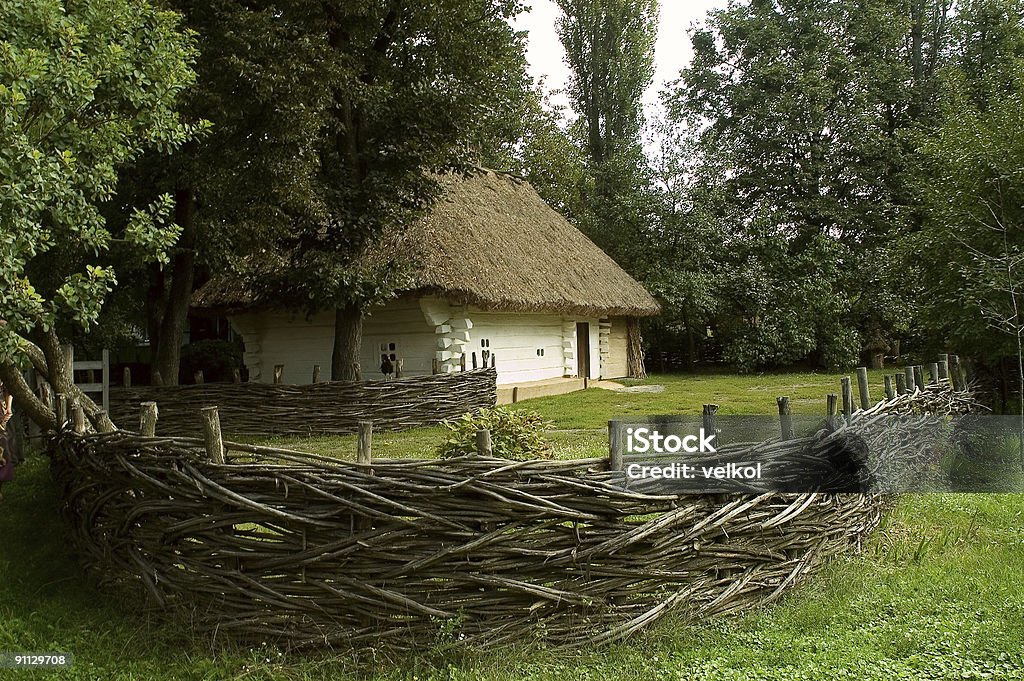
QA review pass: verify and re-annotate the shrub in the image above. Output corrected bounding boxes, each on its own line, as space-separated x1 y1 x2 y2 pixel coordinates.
437 407 553 461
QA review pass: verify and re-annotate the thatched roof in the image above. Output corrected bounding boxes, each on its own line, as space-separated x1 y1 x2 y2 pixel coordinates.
193 169 660 318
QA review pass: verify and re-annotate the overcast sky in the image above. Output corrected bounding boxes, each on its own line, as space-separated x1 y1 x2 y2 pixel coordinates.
511 0 724 118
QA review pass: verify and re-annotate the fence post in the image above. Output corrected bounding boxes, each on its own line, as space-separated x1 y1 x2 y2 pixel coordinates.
232 368 242 384
841 377 853 423
152 369 163 387
71 400 86 434
395 359 403 379
937 359 949 382
490 353 496 369
460 354 467 372
194 370 205 385
895 372 907 395
56 393 67 429
913 365 925 390
312 365 321 383
826 393 838 430
472 352 478 370
200 407 225 464
777 396 793 440
904 366 916 393
357 421 373 464
884 375 895 400
927 362 939 385
432 358 440 375
123 367 132 389
702 404 718 441
273 364 284 385
140 402 158 436
608 420 623 471
856 367 871 410
475 429 493 457
512 386 519 404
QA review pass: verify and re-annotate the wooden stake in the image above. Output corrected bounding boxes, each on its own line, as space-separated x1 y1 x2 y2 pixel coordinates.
123 367 132 389
312 365 321 383
702 404 719 442
895 372 907 395
472 352 478 370
937 360 949 381
490 353 496 368
608 421 623 471
140 401 158 436
841 377 853 422
856 367 870 410
913 365 925 390
432 358 440 375
475 429 493 457
194 370 204 385
777 396 793 440
904 366 916 393
232 368 242 384
273 364 284 385
395 359 403 379
71 401 86 434
884 375 895 400
152 369 163 387
460 354 467 372
927 362 939 385
826 393 838 430
56 393 67 429
512 386 519 404
357 421 373 464
200 407 225 464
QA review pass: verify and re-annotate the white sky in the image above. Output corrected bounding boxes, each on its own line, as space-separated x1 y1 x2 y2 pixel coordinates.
511 0 724 119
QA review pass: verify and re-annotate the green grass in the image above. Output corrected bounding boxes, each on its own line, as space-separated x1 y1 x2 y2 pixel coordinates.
1 370 1021 680
245 368 890 459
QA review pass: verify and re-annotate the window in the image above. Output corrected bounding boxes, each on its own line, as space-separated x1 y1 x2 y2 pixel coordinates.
480 338 491 348
536 348 545 357
379 342 397 362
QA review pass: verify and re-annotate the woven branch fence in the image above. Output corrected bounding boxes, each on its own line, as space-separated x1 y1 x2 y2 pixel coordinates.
106 369 497 436
51 376 976 650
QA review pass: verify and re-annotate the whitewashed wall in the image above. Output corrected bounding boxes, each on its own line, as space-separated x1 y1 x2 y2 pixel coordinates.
230 296 631 385
230 296 436 384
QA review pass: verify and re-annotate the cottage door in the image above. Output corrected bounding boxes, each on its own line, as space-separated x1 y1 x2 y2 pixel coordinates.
576 322 591 379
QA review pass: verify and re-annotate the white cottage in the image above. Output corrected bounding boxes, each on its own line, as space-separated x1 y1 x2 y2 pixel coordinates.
193 169 660 391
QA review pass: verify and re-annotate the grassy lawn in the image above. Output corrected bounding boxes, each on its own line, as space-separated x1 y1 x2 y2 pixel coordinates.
1 370 1021 680
245 368 891 459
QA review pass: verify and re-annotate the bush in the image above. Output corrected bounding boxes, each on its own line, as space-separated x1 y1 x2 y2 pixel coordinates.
437 407 553 461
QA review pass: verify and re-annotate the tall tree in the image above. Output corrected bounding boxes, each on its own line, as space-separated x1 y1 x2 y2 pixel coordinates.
0 0 200 427
664 0 953 370
555 0 658 266
203 0 532 381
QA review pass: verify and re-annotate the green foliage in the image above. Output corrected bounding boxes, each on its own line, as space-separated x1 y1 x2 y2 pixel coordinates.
0 0 200 364
438 407 552 461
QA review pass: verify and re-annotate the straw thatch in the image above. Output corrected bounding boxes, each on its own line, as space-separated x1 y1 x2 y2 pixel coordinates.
192 169 660 318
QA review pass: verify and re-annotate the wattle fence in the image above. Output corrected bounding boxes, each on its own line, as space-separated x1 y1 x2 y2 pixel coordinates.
51 375 976 650
106 369 497 436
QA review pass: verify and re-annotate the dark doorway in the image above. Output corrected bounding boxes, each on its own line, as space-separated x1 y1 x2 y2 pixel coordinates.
576 322 591 379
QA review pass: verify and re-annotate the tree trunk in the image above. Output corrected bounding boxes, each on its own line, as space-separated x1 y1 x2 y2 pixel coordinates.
626 317 647 379
0 362 55 431
152 187 196 386
331 303 363 381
